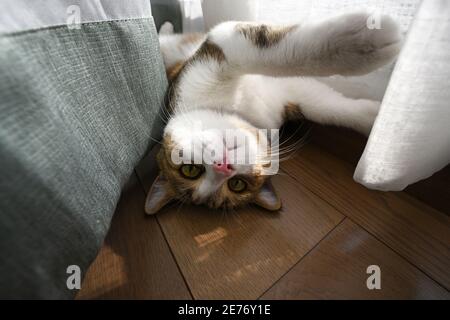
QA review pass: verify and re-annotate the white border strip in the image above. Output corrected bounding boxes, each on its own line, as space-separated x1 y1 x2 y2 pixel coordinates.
0 0 152 34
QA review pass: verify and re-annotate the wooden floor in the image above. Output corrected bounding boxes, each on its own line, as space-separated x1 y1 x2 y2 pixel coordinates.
77 126 450 300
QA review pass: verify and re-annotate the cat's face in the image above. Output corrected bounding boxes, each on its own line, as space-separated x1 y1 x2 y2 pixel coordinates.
145 110 281 214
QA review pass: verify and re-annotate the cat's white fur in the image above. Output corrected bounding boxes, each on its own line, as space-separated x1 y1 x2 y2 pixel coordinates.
147 13 402 213
161 13 401 134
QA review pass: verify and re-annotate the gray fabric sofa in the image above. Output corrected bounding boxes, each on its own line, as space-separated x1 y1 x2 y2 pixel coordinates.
0 0 180 299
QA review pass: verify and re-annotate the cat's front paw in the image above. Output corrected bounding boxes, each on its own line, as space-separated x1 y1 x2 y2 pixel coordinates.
326 12 402 76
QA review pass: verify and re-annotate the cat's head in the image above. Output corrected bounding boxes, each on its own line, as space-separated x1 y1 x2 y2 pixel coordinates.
145 110 281 214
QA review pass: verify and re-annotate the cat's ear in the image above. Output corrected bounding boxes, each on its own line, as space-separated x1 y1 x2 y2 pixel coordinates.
145 174 175 215
253 179 281 211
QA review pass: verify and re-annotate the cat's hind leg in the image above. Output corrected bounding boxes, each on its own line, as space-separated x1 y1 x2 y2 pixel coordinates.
158 31 206 78
239 76 380 135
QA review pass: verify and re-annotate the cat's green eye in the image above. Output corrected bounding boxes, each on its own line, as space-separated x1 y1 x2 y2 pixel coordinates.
228 177 247 193
179 164 204 179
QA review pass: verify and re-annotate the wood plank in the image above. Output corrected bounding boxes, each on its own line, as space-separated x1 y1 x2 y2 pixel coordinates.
262 219 450 299
405 167 450 216
310 124 450 215
76 172 191 299
154 174 344 299
281 143 450 289
309 124 367 166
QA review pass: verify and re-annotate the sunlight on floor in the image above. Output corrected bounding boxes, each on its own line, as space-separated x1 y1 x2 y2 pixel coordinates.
194 227 228 248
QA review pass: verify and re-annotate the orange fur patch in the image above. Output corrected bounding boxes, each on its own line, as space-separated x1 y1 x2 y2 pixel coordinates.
166 61 185 81
284 102 304 121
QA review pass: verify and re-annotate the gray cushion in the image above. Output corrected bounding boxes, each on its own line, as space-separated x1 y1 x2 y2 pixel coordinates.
0 17 166 298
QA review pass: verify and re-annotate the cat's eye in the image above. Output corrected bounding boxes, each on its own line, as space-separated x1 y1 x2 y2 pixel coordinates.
228 177 247 193
179 164 204 179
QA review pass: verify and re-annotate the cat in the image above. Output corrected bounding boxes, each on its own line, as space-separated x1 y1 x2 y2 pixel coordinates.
145 12 402 214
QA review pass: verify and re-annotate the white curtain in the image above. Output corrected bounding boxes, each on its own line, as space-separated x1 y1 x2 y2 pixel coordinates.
178 0 450 191
195 0 420 31
178 0 204 32
354 0 450 190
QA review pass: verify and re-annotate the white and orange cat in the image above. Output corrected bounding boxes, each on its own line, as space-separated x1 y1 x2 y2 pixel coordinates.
145 12 401 214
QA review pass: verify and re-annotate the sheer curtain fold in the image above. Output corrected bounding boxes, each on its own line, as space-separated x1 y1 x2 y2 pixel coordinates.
180 0 449 190
354 0 450 190
178 0 204 32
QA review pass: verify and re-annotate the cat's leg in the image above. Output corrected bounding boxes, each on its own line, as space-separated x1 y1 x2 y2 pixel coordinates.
174 12 401 109
209 12 401 77
159 32 206 77
238 76 380 135
159 22 175 35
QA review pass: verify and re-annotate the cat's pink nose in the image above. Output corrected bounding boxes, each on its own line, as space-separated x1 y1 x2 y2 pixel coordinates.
213 161 234 176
